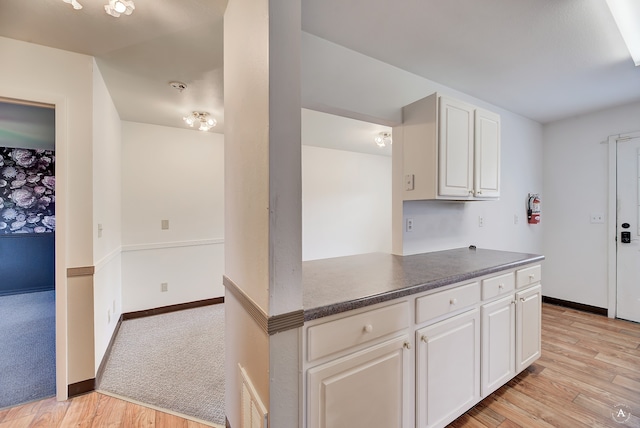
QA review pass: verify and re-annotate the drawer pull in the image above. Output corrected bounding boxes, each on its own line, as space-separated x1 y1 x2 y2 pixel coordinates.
529 274 535 280
363 324 373 333
520 297 526 302
403 341 412 349
450 298 457 305
498 283 504 289
420 335 428 343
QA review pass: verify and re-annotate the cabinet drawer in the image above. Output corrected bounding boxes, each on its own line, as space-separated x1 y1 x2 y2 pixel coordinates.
416 282 480 324
307 301 409 362
482 272 515 300
516 265 542 288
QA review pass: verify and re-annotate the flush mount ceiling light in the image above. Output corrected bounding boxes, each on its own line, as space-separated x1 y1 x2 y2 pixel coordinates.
183 112 217 132
62 0 83 10
606 0 640 66
105 0 135 17
374 132 392 148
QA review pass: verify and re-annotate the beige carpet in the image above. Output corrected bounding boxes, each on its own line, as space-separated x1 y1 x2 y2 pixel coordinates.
97 304 225 425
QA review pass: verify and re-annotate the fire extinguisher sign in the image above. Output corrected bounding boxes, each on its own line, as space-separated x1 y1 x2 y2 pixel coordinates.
528 193 541 224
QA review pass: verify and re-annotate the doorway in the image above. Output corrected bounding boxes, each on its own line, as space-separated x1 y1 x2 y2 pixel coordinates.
607 131 640 322
613 131 640 323
0 98 56 408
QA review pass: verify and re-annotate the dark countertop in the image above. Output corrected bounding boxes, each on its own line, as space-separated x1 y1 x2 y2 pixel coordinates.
302 247 544 321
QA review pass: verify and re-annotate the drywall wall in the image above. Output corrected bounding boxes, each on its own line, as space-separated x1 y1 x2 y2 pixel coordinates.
302 32 544 257
120 121 224 312
0 36 95 392
92 60 122 369
302 145 391 260
543 99 640 309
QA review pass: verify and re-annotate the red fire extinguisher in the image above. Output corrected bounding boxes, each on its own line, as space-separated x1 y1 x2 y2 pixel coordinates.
528 194 540 224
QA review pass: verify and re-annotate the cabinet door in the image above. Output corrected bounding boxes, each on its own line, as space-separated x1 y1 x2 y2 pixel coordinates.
516 284 542 372
481 295 515 397
416 309 480 428
438 96 474 197
307 336 411 428
474 108 500 198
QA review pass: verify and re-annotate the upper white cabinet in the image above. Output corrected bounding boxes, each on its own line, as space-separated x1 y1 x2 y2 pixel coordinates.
397 93 501 200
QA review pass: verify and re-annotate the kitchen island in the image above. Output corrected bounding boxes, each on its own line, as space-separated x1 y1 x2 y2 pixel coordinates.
301 247 544 428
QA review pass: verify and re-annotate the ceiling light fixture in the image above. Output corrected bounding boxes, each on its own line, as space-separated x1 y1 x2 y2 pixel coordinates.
62 0 83 10
104 0 135 17
606 0 640 66
374 132 392 148
183 112 217 132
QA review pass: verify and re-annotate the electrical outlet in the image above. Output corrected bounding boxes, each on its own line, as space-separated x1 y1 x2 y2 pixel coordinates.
161 219 170 230
107 309 111 323
478 216 484 227
161 282 168 292
514 214 519 225
405 174 415 191
590 213 604 224
406 218 414 232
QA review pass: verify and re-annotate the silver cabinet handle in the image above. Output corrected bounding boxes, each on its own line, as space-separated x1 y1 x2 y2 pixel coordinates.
403 341 412 349
363 324 373 333
421 335 428 343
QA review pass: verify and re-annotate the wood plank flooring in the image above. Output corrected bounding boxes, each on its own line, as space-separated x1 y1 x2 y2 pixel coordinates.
1 303 639 427
451 303 640 427
0 392 216 428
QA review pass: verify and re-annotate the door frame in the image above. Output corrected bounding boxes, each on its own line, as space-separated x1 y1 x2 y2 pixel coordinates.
606 131 640 319
0 89 69 401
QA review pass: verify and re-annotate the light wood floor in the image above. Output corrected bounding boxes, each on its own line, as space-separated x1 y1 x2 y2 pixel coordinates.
452 303 640 427
2 303 639 427
0 392 216 428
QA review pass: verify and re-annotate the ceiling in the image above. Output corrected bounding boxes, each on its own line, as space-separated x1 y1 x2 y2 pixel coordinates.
1 0 639 146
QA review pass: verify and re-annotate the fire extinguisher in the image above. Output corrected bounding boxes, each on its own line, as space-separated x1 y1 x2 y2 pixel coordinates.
528 194 540 224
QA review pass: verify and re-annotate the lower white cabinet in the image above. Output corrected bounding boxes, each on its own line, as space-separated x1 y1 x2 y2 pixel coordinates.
516 284 542 372
481 295 516 396
416 308 480 428
304 264 542 428
307 335 411 428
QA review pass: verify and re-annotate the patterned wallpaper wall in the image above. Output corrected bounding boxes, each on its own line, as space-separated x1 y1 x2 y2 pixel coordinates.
0 147 55 234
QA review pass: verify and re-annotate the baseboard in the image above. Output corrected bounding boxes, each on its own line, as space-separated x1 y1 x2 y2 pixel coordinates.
96 314 124 384
122 297 224 320
542 296 608 316
68 378 95 398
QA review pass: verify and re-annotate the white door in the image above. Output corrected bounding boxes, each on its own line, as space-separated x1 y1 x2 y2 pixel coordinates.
307 336 411 428
416 308 480 428
474 108 500 198
616 133 640 323
515 285 541 373
438 96 474 198
481 295 515 397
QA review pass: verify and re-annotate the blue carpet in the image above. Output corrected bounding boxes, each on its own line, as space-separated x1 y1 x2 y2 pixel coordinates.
0 290 56 409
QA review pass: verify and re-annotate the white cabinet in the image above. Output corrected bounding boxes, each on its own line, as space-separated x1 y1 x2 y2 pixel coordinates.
307 335 411 428
416 309 480 428
398 92 500 201
438 96 474 197
481 295 515 396
474 108 501 198
516 284 542 372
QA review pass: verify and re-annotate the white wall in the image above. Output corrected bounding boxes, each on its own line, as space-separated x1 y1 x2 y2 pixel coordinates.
302 145 391 260
302 33 544 257
120 121 224 312
543 100 640 309
92 60 123 370
0 36 95 391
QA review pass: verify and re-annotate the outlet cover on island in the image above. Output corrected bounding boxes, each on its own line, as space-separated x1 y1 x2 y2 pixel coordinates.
161 219 169 230
161 282 168 292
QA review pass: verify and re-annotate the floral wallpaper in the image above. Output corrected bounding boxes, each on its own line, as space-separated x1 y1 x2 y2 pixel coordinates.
0 147 55 234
